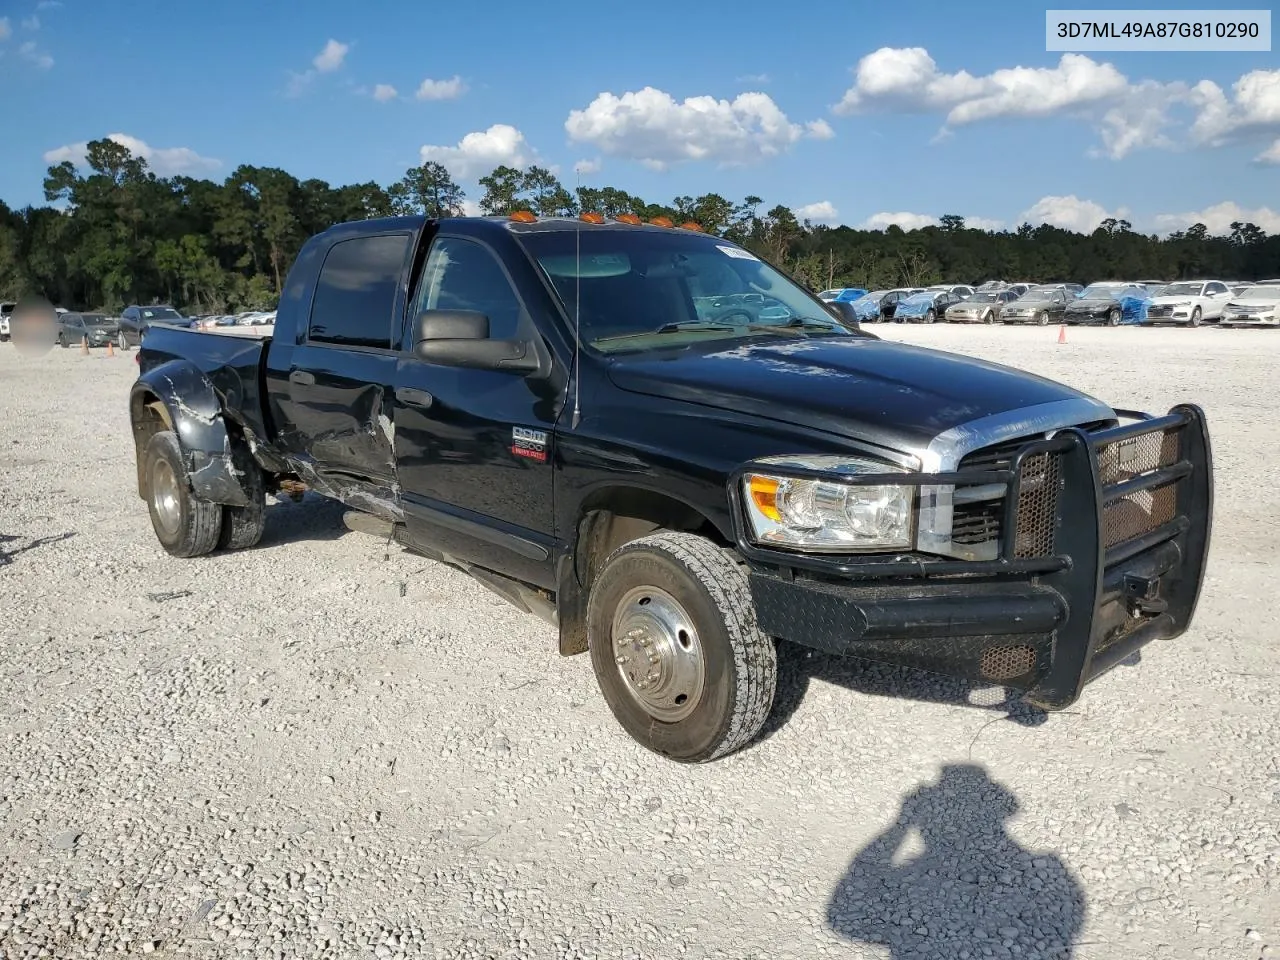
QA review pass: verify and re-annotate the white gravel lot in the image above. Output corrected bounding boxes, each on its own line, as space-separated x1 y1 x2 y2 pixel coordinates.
1 324 1277 960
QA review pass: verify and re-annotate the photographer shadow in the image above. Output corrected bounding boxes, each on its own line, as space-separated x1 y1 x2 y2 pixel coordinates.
827 763 1084 959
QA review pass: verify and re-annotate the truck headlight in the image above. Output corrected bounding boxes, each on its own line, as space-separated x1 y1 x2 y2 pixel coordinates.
740 455 915 552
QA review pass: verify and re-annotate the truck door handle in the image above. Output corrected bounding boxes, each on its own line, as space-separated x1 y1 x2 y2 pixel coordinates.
399 387 433 408
289 370 316 386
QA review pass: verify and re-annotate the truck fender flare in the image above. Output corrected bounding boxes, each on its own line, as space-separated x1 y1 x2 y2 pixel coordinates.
129 360 250 507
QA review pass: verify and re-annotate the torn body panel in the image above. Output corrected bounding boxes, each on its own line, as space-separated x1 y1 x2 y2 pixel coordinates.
130 361 251 507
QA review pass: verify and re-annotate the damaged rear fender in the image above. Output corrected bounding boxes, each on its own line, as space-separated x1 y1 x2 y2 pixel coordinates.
130 360 251 508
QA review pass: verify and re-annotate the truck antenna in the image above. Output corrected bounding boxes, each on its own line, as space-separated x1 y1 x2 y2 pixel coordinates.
572 172 582 430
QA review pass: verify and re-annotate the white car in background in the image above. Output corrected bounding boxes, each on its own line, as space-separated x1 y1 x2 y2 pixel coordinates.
1144 280 1234 326
1218 284 1280 328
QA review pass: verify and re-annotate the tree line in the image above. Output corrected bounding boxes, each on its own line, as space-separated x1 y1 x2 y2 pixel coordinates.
1 137 1278 313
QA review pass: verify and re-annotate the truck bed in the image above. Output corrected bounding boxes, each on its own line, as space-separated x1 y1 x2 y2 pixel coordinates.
136 324 275 450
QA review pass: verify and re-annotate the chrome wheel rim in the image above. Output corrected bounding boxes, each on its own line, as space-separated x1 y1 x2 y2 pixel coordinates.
150 457 182 538
611 585 705 723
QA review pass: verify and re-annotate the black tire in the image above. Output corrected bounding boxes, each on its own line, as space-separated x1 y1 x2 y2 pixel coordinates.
217 436 267 550
586 531 777 763
142 430 222 558
117 331 129 351
58 334 67 348
1107 308 1121 327
1037 311 1049 326
984 311 995 324
924 309 936 324
1189 306 1202 328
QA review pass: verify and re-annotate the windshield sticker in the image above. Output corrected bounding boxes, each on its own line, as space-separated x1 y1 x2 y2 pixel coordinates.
716 245 758 261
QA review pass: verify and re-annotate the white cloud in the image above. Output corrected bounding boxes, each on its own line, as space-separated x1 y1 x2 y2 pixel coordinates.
419 123 532 180
415 75 466 101
21 15 39 30
565 86 831 169
1153 201 1280 236
312 39 348 73
1020 195 1127 234
1256 138 1280 164
796 201 838 223
18 40 52 69
43 133 222 177
0 17 10 40
965 216 1005 231
859 211 938 231
573 157 602 175
372 84 398 102
460 199 484 217
833 47 1202 160
1188 69 1280 148
805 119 835 140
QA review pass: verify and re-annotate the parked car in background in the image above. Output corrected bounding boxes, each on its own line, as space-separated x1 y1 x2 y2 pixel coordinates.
118 305 194 348
896 289 967 323
1000 287 1073 325
945 290 1016 323
1064 283 1150 326
55 312 120 348
848 290 890 322
1218 284 1280 327
817 287 869 303
878 288 925 321
926 284 975 298
1143 280 1233 326
0 301 15 341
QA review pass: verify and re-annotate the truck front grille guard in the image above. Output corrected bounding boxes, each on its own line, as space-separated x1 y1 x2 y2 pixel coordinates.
728 404 1212 588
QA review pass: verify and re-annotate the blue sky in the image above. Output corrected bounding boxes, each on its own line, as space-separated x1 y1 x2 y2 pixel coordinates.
2 0 1278 235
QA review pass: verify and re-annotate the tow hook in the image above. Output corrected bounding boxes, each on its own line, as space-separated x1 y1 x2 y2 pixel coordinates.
1123 573 1168 616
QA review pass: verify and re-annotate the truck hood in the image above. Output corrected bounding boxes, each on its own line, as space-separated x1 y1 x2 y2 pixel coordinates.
606 336 1113 459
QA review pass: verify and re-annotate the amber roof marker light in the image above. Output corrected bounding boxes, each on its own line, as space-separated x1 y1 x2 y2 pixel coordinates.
615 213 642 225
648 216 675 228
509 210 537 223
580 211 605 224
679 222 704 232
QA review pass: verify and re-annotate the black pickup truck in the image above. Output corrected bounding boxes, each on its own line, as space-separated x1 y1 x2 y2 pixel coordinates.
128 213 1213 763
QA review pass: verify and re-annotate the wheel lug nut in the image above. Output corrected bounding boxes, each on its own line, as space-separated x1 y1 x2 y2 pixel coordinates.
648 654 660 664
616 655 630 665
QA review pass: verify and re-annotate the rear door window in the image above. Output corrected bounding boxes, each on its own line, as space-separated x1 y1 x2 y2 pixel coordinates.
308 234 412 349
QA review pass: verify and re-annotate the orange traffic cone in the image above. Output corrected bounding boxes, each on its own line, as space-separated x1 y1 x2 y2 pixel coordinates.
106 339 115 357
1057 324 1067 344
80 335 89 354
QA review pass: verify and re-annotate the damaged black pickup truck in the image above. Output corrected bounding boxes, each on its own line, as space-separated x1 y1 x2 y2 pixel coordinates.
129 213 1213 763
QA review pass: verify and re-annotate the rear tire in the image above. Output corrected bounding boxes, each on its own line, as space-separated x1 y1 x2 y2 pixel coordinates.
142 430 222 558
217 436 267 550
586 531 776 763
117 331 129 351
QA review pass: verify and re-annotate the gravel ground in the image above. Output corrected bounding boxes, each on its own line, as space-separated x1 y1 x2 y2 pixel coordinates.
1 325 1277 960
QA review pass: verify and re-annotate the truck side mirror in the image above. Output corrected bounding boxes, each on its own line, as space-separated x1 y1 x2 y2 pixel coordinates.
411 309 541 374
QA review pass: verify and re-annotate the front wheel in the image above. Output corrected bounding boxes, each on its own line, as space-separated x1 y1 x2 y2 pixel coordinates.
924 310 936 324
586 531 777 763
1037 311 1049 326
58 334 67 348
142 430 223 558
1189 306 1202 328
1107 308 1121 326
117 331 129 351
984 311 995 324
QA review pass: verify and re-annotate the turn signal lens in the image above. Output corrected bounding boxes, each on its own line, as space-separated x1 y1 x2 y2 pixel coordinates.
509 210 537 223
680 221 704 232
648 216 674 228
746 475 781 522
615 213 642 225
580 211 605 224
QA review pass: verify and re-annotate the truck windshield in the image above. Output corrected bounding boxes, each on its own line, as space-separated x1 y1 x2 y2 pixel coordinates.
515 229 852 353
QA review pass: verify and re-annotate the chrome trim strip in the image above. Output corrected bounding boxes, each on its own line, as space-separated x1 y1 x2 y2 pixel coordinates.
912 397 1116 558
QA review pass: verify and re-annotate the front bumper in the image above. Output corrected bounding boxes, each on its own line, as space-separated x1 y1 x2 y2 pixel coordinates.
736 406 1213 709
1219 313 1278 327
